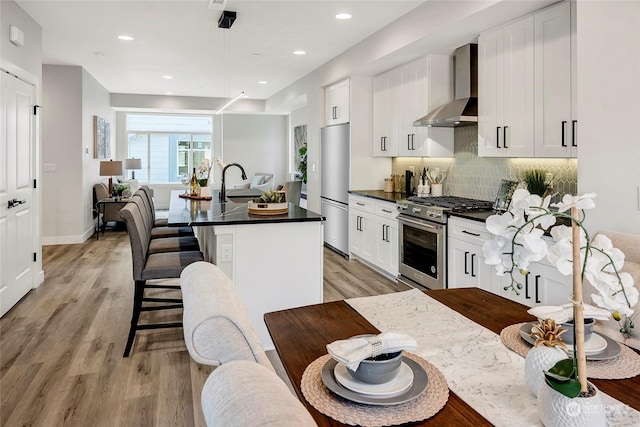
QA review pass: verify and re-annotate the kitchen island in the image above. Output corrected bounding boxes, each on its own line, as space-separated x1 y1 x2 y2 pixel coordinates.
167 190 324 349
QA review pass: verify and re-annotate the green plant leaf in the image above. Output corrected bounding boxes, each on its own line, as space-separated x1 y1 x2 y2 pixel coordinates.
546 358 575 379
544 377 582 398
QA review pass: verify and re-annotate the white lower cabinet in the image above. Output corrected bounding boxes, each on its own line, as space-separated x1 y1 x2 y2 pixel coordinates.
447 216 571 305
499 259 572 307
349 195 398 278
349 209 374 262
447 217 497 293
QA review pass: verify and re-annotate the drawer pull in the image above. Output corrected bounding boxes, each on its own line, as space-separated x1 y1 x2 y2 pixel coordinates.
381 209 392 214
461 230 481 237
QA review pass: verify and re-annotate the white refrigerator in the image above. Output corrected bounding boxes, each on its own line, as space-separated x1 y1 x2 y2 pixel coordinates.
321 123 350 256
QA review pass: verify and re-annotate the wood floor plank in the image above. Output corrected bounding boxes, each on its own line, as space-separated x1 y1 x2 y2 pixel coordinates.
1 229 398 426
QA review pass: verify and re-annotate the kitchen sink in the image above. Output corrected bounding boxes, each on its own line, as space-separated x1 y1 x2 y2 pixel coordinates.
225 195 257 203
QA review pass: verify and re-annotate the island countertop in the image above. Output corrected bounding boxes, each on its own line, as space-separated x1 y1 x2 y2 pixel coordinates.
167 190 324 227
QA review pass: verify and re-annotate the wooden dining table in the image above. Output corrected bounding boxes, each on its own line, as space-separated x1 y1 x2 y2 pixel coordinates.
264 288 640 426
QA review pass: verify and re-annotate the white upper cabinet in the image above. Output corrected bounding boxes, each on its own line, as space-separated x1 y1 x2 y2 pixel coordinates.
373 55 454 158
325 79 350 126
479 1 576 159
373 70 399 156
534 1 576 158
478 16 535 157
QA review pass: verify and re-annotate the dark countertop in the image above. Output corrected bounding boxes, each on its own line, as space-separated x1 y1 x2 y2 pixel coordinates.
448 210 496 223
167 190 324 226
349 190 407 203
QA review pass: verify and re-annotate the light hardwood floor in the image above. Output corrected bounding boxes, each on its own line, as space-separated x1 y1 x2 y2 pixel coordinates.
0 229 397 426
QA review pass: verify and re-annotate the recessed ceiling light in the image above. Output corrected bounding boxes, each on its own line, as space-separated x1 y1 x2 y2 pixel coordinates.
258 81 268 85
162 75 173 79
118 35 135 41
336 13 352 20
293 50 306 55
252 53 260 57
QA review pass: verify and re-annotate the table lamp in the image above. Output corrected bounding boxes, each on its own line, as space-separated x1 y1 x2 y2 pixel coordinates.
99 160 123 195
125 158 142 179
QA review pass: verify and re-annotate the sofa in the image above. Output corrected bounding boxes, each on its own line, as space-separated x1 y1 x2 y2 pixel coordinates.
233 172 274 192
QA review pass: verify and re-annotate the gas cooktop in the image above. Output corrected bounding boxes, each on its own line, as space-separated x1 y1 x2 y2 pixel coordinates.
405 195 494 212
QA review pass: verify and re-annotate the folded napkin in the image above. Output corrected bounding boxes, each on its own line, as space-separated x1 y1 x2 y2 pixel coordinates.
326 332 418 371
527 303 611 324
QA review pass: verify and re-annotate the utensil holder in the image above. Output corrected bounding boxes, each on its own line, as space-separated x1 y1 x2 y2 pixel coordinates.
431 184 442 197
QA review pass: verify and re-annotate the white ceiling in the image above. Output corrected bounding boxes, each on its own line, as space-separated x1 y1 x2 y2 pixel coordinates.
17 0 425 101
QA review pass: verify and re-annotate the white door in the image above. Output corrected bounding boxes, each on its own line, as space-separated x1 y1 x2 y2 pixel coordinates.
1 71 36 317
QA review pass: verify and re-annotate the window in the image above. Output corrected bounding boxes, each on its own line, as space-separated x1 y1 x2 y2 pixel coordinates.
126 114 213 183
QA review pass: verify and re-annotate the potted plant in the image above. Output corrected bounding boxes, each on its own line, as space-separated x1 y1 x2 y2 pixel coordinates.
522 169 551 197
483 189 637 426
298 144 307 184
197 158 212 197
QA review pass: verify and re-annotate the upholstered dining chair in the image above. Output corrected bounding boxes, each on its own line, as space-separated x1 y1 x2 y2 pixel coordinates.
119 203 204 357
282 180 302 206
584 230 640 351
200 360 317 427
136 187 194 238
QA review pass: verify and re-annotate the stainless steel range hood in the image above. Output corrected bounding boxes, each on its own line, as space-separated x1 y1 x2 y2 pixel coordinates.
414 44 478 127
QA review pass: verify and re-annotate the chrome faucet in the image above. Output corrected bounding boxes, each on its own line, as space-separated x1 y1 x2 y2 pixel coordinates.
219 163 248 201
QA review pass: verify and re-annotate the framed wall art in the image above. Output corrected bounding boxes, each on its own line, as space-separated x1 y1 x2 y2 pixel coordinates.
94 115 111 159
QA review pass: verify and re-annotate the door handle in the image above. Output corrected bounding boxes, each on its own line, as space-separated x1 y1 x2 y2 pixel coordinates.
525 272 531 300
571 120 577 147
386 225 391 242
503 126 508 148
535 275 541 304
471 253 476 277
332 106 337 120
382 224 386 241
464 251 469 275
561 121 567 147
407 134 411 150
496 127 501 148
7 198 26 209
411 134 415 150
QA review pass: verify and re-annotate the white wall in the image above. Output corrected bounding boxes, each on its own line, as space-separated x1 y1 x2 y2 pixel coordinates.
82 69 117 238
576 0 640 235
42 65 114 244
220 114 288 190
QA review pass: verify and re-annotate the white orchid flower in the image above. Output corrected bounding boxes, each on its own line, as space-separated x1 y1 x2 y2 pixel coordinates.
551 193 597 212
547 240 575 275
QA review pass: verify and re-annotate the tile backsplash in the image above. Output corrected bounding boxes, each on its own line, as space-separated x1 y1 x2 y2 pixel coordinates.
392 127 577 203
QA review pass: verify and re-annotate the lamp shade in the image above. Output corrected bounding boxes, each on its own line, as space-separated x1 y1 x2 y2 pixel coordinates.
100 160 123 176
125 158 142 170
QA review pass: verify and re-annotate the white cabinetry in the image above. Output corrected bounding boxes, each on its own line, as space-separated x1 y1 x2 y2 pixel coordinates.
447 217 498 293
325 79 350 126
349 195 398 278
372 70 399 156
534 1 577 158
478 1 576 159
478 16 534 157
499 258 571 307
373 56 454 158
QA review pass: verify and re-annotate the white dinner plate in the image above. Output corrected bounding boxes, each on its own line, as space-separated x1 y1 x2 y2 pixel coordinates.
320 356 429 406
333 361 414 397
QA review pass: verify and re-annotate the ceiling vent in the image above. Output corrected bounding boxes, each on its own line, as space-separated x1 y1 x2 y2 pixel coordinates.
218 11 237 29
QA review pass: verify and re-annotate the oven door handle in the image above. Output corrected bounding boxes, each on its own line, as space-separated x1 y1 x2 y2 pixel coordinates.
398 216 439 230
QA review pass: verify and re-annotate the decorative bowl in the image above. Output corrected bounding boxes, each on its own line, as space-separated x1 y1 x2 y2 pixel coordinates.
561 318 595 345
347 351 403 384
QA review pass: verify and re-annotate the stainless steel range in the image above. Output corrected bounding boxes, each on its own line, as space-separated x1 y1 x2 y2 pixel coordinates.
396 196 494 290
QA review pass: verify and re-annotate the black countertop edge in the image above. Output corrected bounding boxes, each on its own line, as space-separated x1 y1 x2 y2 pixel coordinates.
349 190 408 203
448 210 496 223
182 215 325 227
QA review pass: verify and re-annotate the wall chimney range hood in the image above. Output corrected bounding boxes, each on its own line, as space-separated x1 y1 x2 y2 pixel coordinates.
414 43 478 127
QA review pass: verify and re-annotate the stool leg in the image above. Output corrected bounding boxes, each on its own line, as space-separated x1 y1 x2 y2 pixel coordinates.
123 280 145 357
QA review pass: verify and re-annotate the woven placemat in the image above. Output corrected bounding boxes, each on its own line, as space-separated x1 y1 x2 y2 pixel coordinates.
501 323 640 379
301 352 449 427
